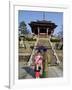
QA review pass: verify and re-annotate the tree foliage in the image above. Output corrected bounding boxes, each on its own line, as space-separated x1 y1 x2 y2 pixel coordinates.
19 21 28 34
57 30 63 39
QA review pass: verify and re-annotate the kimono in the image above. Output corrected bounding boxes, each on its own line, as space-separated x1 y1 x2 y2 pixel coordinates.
34 54 43 78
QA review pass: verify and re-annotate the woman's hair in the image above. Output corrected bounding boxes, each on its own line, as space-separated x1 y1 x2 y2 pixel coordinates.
37 50 41 53
43 48 47 52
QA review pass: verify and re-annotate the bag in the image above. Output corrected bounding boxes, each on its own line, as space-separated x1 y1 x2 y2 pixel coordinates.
38 66 41 70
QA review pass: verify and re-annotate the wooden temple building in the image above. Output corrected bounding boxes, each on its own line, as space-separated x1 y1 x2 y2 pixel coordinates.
29 20 57 37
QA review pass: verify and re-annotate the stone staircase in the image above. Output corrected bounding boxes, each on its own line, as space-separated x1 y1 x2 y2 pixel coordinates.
28 37 57 66
39 33 48 38
37 38 57 66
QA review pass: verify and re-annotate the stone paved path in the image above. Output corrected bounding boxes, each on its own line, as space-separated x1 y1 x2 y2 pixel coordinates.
48 66 63 77
19 61 63 79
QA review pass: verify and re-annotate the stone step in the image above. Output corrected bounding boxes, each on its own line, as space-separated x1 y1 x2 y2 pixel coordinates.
31 38 57 66
47 49 57 65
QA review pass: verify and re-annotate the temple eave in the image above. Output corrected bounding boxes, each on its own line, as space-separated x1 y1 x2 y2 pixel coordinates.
29 20 57 36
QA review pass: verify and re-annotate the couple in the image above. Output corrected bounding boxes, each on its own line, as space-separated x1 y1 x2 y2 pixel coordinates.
34 48 49 78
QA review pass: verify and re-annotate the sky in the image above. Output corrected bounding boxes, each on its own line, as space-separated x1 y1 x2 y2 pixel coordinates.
18 10 63 35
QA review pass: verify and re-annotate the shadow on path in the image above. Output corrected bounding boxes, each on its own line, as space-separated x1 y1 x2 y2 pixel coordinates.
22 67 35 78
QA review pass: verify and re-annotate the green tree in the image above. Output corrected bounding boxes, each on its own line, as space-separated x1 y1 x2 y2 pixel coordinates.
19 21 28 34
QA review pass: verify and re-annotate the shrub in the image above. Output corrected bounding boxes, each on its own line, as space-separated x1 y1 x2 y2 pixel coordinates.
30 46 34 50
50 38 60 42
26 37 36 41
60 44 63 50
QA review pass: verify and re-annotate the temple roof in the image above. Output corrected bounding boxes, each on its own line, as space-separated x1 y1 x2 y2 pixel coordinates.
29 20 57 28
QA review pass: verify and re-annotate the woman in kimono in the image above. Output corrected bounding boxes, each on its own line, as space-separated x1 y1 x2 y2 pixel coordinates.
34 50 43 78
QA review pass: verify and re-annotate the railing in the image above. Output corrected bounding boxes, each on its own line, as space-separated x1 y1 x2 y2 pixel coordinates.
48 38 60 64
28 38 39 66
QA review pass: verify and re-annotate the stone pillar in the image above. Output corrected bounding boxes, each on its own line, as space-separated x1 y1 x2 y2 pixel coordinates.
20 38 24 47
50 30 54 38
51 30 54 35
38 27 40 37
47 28 48 37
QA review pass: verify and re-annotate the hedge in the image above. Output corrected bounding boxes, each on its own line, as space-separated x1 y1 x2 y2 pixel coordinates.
50 38 60 42
26 38 36 41
19 37 36 41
